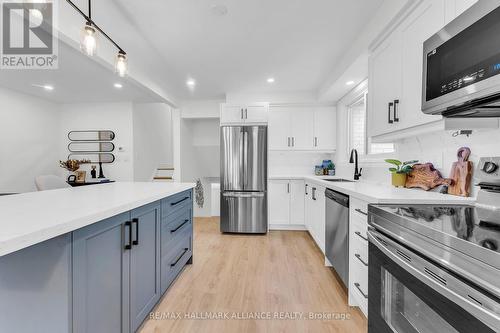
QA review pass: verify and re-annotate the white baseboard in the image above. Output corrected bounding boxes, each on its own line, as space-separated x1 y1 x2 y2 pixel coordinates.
269 224 307 231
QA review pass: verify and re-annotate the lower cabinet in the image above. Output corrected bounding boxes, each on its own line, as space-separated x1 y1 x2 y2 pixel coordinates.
268 179 305 228
305 182 326 253
73 190 193 333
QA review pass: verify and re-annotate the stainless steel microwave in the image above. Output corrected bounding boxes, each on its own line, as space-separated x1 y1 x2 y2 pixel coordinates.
422 0 500 118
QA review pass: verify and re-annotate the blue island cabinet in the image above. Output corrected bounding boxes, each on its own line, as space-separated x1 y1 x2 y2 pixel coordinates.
72 189 193 333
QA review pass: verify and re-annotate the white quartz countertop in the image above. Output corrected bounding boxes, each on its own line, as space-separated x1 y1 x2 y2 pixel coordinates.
269 175 475 204
0 182 195 257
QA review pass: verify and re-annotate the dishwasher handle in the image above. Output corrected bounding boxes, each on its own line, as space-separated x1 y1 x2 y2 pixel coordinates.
325 189 349 207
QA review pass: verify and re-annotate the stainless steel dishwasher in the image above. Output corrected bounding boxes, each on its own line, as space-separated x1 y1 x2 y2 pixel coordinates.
325 188 349 288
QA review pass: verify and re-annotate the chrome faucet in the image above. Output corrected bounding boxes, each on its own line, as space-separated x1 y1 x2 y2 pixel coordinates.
349 149 362 180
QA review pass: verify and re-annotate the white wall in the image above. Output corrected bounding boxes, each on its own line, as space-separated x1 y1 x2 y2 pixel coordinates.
60 103 134 181
181 100 223 118
132 103 173 181
0 87 61 193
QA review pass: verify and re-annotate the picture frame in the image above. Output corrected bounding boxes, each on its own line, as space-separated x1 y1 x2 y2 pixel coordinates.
75 170 86 183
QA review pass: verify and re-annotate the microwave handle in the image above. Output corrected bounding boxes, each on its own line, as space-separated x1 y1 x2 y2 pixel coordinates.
388 102 394 124
394 99 400 122
368 230 500 331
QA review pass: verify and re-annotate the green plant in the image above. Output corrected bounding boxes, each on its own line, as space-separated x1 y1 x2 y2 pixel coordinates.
385 159 418 174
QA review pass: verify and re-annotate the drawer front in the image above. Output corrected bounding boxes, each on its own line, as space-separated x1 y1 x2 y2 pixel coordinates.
161 231 192 293
350 197 369 220
162 190 193 218
349 252 368 310
161 207 192 256
350 214 368 246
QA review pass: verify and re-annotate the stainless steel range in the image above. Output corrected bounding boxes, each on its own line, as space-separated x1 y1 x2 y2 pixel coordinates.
367 157 500 333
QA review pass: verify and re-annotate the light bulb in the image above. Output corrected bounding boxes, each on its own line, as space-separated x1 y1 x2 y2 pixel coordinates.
115 51 128 77
80 22 97 56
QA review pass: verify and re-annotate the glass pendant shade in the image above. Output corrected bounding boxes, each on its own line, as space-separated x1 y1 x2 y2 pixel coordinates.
80 22 97 56
115 51 128 77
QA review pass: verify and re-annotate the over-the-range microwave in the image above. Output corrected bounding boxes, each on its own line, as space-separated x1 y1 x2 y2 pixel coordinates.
422 0 500 118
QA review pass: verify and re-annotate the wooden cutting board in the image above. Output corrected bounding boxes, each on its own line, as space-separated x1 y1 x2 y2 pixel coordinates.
405 163 452 191
448 147 473 197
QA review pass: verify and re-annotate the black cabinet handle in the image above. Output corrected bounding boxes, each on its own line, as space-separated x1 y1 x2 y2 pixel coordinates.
171 219 190 233
171 248 189 267
241 108 244 119
355 231 368 242
355 253 368 267
355 208 368 216
394 99 399 122
388 102 394 124
354 283 368 299
171 196 189 206
132 218 139 246
312 187 317 201
124 221 132 250
305 184 308 195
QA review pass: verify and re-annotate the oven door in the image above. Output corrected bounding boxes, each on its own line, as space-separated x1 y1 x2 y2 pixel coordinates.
368 230 499 333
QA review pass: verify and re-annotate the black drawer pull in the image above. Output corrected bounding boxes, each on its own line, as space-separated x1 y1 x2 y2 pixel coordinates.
388 102 394 124
132 218 139 246
124 221 132 250
355 208 367 216
355 231 368 242
355 253 368 267
354 283 368 299
171 248 189 267
171 196 189 206
171 219 190 233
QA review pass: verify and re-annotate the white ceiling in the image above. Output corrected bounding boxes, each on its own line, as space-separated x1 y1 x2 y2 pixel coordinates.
0 40 165 104
113 0 384 101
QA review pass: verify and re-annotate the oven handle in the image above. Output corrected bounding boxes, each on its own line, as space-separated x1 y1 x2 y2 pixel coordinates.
368 230 500 331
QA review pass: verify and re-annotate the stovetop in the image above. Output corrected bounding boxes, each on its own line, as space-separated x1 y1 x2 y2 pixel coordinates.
375 204 500 254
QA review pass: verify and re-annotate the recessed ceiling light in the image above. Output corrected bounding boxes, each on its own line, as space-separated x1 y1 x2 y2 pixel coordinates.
346 81 355 86
114 83 123 88
267 77 275 83
186 79 196 87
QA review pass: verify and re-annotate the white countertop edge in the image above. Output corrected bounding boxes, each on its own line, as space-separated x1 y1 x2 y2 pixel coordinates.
0 182 195 258
269 175 475 204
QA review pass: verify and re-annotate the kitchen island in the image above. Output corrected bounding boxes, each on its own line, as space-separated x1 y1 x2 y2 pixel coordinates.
0 182 195 333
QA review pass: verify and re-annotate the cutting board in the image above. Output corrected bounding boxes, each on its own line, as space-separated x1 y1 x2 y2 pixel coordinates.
448 147 473 197
405 163 452 191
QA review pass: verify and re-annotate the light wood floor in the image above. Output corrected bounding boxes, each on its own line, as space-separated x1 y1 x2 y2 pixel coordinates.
139 217 367 333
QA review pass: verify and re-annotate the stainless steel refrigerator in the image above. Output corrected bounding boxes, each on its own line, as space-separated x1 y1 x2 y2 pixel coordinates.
220 125 267 233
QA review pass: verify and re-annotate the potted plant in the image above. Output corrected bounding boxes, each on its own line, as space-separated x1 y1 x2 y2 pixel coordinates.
385 159 418 187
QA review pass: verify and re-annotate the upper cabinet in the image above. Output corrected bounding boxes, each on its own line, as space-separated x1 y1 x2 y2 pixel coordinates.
368 0 477 140
268 106 336 152
220 103 269 125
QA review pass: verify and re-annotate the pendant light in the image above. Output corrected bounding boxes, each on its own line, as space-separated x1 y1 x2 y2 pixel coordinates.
67 0 128 77
80 22 97 56
115 51 128 77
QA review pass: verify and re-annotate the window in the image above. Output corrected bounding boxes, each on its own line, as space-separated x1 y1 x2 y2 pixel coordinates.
348 92 394 155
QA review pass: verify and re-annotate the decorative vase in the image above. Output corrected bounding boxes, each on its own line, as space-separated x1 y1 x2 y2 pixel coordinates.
392 173 407 187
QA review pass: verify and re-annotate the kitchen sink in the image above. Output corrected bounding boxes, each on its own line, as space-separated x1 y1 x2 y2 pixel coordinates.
323 179 354 183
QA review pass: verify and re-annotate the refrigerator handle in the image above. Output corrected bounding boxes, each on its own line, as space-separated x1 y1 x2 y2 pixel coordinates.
243 129 248 188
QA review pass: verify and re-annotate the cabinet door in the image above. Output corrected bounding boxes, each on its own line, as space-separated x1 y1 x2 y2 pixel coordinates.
289 180 305 225
289 108 314 150
304 183 313 231
220 104 244 124
268 180 291 225
268 109 290 150
245 103 269 124
368 32 402 138
130 203 161 332
400 0 444 129
313 107 336 151
313 186 326 253
73 212 131 333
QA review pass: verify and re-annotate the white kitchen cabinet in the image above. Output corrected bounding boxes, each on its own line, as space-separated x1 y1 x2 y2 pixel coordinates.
220 103 269 125
268 179 304 228
306 184 326 253
348 197 369 317
269 180 290 225
313 107 337 150
367 31 402 138
399 0 444 129
268 106 335 151
304 182 313 231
